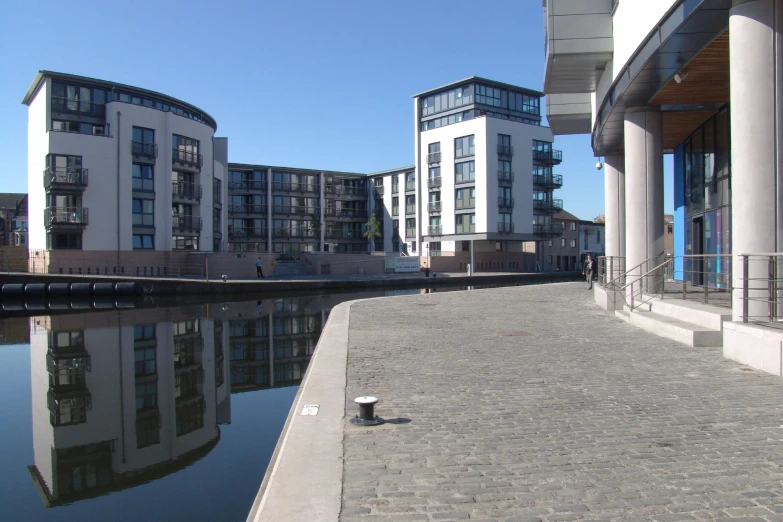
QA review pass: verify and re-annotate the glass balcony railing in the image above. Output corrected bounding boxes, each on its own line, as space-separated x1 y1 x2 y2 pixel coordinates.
272 182 320 193
405 205 416 215
427 152 441 164
427 177 442 188
172 148 203 169
405 228 416 237
427 225 442 235
44 167 88 190
497 222 514 233
172 182 202 201
172 216 202 232
44 207 88 227
427 201 441 213
132 141 158 159
273 206 318 215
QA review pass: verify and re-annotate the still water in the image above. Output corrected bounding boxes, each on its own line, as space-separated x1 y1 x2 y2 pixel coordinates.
0 287 441 522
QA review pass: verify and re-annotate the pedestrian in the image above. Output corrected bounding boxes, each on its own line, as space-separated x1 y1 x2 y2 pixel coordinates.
583 253 594 290
255 256 264 278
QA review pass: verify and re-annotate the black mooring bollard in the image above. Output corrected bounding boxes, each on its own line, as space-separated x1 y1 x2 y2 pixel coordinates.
350 396 384 426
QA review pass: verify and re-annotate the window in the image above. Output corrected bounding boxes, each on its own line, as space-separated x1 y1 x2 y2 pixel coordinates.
561 238 565 247
570 239 576 248
462 240 471 251
392 219 399 235
570 222 576 231
392 197 399 216
173 236 199 250
548 240 553 247
455 187 476 209
598 229 602 242
214 178 222 203
455 161 475 183
51 119 106 136
584 229 589 250
429 241 441 254
667 225 673 235
133 163 154 191
132 198 154 226
456 213 475 234
47 233 82 250
405 218 416 233
133 234 154 249
411 241 417 252
548 255 553 264
455 135 475 158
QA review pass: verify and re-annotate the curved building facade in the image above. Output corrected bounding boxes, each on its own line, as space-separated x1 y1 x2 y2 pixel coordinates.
22 71 228 272
543 0 783 373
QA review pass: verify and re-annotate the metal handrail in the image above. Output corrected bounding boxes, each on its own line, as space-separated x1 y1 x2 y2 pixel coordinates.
44 167 88 188
739 253 783 326
172 149 203 168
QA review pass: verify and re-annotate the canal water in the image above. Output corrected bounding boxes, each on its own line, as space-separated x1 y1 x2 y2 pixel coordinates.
0 286 463 522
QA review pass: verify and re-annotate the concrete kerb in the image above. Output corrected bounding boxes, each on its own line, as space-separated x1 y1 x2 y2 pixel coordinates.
246 299 356 522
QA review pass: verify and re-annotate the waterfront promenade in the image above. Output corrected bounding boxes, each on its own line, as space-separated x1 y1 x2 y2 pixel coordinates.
253 282 783 521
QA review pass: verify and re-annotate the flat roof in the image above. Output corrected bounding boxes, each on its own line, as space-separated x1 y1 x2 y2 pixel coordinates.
366 165 415 177
412 76 544 99
21 71 217 131
227 162 367 177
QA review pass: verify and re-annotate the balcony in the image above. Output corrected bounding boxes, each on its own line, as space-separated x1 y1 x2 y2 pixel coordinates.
325 208 367 220
498 222 514 234
427 152 441 164
172 148 203 170
498 197 514 209
455 198 475 209
533 173 563 189
132 141 158 159
428 201 441 213
497 171 514 184
229 180 266 192
427 177 442 189
325 185 365 197
533 199 564 213
228 205 266 216
51 96 105 118
325 230 364 241
273 228 316 239
44 207 88 229
172 215 202 232
172 182 202 202
44 167 87 191
229 228 267 240
405 205 416 215
533 224 565 237
273 206 316 216
405 228 416 237
427 225 442 236
374 185 384 197
272 182 320 193
533 149 563 164
497 145 514 157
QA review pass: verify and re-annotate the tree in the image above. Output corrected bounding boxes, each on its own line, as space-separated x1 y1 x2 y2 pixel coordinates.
310 214 322 250
363 213 382 252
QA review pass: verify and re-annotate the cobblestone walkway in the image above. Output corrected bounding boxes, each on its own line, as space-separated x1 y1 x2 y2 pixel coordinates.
342 283 783 521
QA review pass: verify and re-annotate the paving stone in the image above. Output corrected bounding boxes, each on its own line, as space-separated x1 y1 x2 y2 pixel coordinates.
338 284 783 521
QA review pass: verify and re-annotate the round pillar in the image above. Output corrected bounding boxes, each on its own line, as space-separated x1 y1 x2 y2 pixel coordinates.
730 0 783 321
604 154 626 279
624 107 664 300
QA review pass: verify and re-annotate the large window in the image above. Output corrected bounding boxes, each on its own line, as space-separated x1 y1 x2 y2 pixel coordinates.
133 163 154 191
421 85 474 117
133 234 154 250
132 126 155 157
455 135 475 158
455 161 475 183
132 198 154 226
51 81 107 116
456 187 475 209
47 233 82 250
456 213 475 234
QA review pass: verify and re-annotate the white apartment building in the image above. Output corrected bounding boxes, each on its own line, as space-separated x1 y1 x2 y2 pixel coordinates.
22 71 228 272
369 78 564 271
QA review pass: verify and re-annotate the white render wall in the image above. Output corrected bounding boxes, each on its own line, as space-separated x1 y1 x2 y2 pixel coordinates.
611 1 678 81
27 77 224 253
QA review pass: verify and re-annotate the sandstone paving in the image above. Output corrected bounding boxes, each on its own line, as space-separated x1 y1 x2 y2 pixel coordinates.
341 282 783 521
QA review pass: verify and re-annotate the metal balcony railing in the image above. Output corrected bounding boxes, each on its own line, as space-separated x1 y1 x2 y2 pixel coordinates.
228 228 267 239
51 96 105 117
497 171 514 183
427 177 442 188
272 182 320 193
533 149 563 164
498 197 514 208
497 145 514 157
428 201 441 212
273 228 316 238
172 216 202 232
45 207 88 227
497 222 514 233
325 230 362 240
325 185 365 197
533 174 563 188
132 141 158 159
172 182 203 201
273 206 316 215
533 199 564 212
325 208 367 219
228 205 266 215
405 205 416 215
427 152 441 164
44 167 88 190
533 224 565 237
228 180 266 191
172 148 203 169
427 225 442 235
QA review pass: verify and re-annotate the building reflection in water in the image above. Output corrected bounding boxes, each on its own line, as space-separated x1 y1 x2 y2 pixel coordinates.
23 291 387 508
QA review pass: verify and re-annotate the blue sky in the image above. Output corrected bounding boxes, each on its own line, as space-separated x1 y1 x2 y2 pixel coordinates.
0 0 672 221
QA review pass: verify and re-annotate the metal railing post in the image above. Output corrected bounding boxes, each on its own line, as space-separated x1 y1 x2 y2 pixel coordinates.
769 256 777 321
743 255 749 323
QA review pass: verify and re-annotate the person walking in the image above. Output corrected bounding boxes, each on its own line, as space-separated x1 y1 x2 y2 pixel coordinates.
255 256 264 278
583 253 595 290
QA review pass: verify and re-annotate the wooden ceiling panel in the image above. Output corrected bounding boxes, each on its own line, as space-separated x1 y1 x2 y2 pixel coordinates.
662 111 718 150
650 31 729 106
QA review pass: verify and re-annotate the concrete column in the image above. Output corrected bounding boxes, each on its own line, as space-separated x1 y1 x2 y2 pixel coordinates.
730 0 783 321
624 107 664 299
266 168 273 253
604 154 625 281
